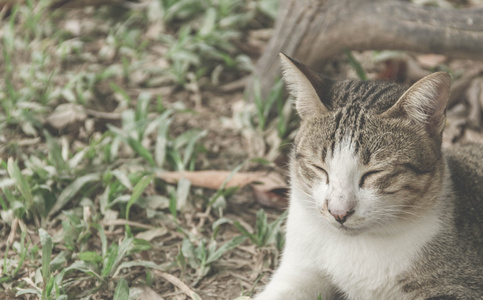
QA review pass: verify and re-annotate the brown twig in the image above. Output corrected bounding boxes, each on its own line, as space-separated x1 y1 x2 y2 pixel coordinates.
7 217 19 246
154 270 202 300
85 109 123 120
101 219 156 230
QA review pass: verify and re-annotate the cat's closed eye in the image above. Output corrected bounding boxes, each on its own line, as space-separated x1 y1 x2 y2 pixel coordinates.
312 164 329 183
359 170 383 188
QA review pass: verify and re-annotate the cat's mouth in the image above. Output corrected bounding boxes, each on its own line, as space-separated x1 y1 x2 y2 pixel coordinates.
319 209 366 235
335 223 365 235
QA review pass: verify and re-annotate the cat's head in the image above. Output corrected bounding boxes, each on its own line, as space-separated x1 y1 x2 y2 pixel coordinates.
280 53 451 235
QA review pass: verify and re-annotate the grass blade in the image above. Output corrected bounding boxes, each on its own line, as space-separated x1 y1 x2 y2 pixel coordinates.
155 111 173 168
48 173 101 219
66 261 103 281
7 158 33 208
112 260 163 278
176 177 191 211
182 129 207 169
256 210 268 245
344 48 367 80
111 170 133 191
266 211 288 245
127 136 156 166
79 251 103 264
39 229 52 288
92 223 108 258
44 130 68 172
125 174 155 237
206 236 246 264
113 278 129 300
101 244 118 278
233 221 258 246
109 238 133 278
16 288 42 297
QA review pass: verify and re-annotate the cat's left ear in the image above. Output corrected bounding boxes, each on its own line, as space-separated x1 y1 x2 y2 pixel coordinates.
383 72 451 135
279 53 332 119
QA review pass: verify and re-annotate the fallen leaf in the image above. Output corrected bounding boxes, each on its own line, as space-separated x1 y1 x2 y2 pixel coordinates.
448 68 481 108
462 129 483 144
253 187 288 209
443 104 466 148
251 172 288 209
405 56 431 82
46 103 87 130
416 54 447 68
135 286 164 300
157 170 288 208
135 227 168 241
155 270 202 300
64 19 81 36
466 78 482 128
375 59 407 82
158 171 254 189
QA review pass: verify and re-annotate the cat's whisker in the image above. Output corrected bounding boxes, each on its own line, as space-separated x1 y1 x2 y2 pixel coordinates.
296 189 318 202
380 207 423 219
295 196 319 210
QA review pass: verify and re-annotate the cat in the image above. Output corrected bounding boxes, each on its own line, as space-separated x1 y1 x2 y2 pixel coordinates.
255 53 483 300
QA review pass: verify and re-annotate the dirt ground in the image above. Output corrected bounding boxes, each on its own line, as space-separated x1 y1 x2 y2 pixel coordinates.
1 1 483 300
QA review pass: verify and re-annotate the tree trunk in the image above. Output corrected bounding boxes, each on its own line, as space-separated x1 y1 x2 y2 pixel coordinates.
246 0 483 100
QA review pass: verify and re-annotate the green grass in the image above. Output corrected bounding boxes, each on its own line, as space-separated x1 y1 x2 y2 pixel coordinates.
1 0 476 298
0 0 287 299
234 209 286 249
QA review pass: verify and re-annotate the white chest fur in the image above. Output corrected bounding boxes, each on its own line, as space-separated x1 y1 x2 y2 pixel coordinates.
284 189 442 300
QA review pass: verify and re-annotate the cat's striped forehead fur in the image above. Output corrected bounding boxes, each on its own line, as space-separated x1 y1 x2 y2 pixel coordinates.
295 79 439 168
280 53 452 233
298 80 406 160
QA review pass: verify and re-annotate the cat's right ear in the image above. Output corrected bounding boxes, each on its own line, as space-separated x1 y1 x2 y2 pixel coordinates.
382 72 451 135
279 53 331 119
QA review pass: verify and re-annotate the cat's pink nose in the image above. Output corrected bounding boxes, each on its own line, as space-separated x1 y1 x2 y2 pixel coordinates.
328 209 354 224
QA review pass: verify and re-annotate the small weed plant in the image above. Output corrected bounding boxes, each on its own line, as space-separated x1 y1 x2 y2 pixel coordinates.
0 0 286 298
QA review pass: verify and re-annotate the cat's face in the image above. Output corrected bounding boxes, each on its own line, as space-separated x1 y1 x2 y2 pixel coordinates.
292 113 444 235
280 53 451 235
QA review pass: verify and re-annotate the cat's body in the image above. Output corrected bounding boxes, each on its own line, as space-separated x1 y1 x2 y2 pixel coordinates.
255 54 483 300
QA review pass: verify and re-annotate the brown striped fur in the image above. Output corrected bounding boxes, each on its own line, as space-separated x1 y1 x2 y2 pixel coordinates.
258 54 483 299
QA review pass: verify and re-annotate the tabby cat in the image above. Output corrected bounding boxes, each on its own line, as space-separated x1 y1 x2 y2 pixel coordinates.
255 54 483 299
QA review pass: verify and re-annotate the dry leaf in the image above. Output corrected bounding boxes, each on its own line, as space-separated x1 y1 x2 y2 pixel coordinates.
64 19 81 36
46 103 87 129
158 171 255 189
416 54 446 68
251 172 288 209
405 56 431 82
466 78 482 128
158 170 288 208
443 111 466 148
135 227 168 242
448 68 482 108
155 270 201 299
462 129 483 144
136 286 164 300
375 59 407 82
